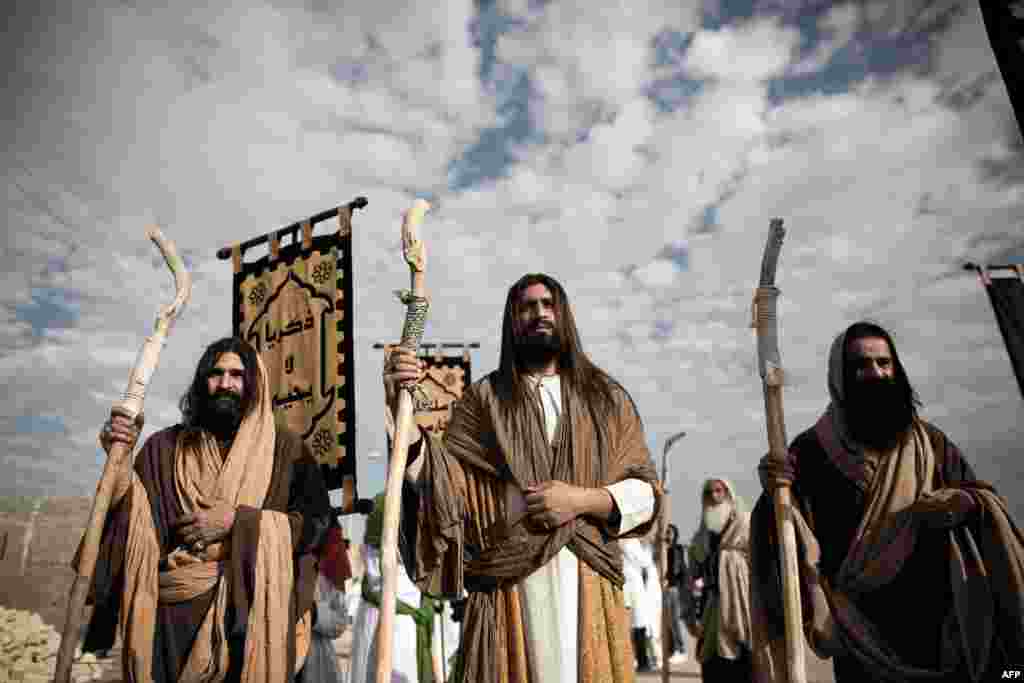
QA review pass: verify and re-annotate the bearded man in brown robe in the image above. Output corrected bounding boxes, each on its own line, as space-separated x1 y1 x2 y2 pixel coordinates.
753 321 1024 682
688 478 754 683
384 273 662 683
79 337 334 683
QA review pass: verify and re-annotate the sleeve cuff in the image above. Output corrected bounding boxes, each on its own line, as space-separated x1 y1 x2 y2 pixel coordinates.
604 479 655 536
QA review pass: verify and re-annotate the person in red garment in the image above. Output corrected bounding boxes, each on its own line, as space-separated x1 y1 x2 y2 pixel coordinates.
752 321 1024 682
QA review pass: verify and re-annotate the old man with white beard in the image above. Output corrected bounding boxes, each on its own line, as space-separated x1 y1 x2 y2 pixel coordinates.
687 478 754 683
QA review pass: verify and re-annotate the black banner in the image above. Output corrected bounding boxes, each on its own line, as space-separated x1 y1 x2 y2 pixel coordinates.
979 0 1024 135
980 268 1024 399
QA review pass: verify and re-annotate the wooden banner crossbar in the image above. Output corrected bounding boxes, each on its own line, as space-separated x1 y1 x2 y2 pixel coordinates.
216 196 368 261
963 262 1024 274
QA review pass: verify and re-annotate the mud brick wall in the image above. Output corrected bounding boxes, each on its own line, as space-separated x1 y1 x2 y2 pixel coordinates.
0 498 93 628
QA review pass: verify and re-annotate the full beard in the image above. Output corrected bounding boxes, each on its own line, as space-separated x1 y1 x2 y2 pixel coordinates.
514 326 561 369
844 377 914 450
197 392 243 439
703 501 733 534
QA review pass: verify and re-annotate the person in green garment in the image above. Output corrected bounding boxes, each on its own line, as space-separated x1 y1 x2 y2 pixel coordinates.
349 493 437 683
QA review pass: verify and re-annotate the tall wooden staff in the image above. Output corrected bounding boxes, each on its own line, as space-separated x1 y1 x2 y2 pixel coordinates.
753 218 806 683
376 199 432 683
54 226 192 683
658 430 685 683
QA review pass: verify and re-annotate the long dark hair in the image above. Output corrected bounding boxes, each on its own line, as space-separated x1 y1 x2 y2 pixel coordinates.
179 337 261 437
495 273 628 426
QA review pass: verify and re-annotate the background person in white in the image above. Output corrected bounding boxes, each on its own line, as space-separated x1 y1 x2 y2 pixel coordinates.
621 536 657 672
387 273 662 682
347 495 421 683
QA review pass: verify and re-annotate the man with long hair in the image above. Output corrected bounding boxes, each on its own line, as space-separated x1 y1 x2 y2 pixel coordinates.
385 273 661 682
752 322 1024 682
79 337 334 683
688 479 753 682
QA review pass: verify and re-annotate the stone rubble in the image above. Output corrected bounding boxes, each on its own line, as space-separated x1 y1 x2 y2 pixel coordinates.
0 606 110 683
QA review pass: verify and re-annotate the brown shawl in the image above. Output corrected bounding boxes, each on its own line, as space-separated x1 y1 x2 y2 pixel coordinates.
405 373 661 682
119 351 310 683
689 479 753 662
751 330 1024 682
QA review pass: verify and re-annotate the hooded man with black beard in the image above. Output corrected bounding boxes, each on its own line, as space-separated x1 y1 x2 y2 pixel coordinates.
751 322 1024 683
78 337 334 683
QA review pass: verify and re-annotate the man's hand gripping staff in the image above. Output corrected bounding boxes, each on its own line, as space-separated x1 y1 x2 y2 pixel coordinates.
55 226 192 683
753 219 807 683
376 199 432 683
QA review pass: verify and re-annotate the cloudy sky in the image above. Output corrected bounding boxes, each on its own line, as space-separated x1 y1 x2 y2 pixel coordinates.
3 0 1022 540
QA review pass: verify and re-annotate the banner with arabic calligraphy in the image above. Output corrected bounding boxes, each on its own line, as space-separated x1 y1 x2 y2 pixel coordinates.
979 0 1024 136
230 207 357 506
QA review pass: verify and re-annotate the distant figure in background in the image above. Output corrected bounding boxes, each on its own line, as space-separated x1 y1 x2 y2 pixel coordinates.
641 532 664 670
688 478 753 683
664 523 690 665
302 526 351 683
621 536 655 673
348 493 430 683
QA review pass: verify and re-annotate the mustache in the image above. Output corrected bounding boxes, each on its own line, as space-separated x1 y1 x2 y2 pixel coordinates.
208 391 242 406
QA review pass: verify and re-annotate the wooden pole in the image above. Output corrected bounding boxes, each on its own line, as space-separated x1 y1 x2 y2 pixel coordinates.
376 200 431 683
658 431 684 683
54 225 191 683
753 219 806 683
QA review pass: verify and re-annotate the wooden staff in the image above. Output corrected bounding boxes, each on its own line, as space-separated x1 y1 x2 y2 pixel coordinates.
753 219 806 683
376 199 432 683
658 430 685 683
54 226 191 683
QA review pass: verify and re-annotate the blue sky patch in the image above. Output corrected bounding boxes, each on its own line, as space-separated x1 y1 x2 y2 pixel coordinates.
15 414 66 434
15 287 80 335
658 241 690 271
653 318 675 340
448 0 540 194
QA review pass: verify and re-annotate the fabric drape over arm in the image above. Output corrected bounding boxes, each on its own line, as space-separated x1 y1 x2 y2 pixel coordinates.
750 422 1024 682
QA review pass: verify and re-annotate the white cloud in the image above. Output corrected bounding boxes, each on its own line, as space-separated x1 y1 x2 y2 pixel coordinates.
497 0 702 141
2 0 1023 533
684 17 801 82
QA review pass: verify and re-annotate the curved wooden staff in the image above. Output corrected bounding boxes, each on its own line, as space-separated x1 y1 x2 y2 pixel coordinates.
54 226 191 683
753 218 806 683
376 199 432 683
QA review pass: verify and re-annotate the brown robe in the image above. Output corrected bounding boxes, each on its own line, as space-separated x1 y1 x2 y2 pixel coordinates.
78 425 333 683
399 373 662 682
751 418 1024 682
